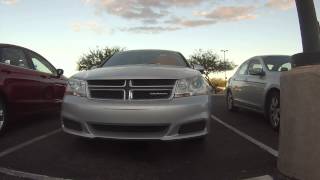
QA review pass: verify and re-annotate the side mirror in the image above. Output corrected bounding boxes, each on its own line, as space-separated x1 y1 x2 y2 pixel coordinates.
193 64 205 74
56 69 64 77
249 68 265 76
90 66 98 70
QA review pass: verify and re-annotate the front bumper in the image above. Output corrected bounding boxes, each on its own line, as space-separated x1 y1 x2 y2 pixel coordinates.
61 95 211 141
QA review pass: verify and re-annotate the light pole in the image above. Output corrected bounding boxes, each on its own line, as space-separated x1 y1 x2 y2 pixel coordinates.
221 49 228 85
292 0 320 67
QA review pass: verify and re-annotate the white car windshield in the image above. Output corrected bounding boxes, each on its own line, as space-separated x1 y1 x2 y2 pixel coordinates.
103 50 188 67
263 56 292 72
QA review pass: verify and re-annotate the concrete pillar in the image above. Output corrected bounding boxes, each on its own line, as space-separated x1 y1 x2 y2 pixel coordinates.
278 63 320 180
278 0 320 179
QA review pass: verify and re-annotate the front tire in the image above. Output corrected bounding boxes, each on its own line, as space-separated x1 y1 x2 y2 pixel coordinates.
226 91 238 112
0 97 8 135
266 91 280 131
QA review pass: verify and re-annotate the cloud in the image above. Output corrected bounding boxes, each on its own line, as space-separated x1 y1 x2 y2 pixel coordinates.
71 21 112 35
265 0 295 10
0 0 18 5
142 19 159 25
119 5 257 33
165 17 216 27
82 0 293 34
195 5 257 21
176 19 216 27
82 0 214 33
121 26 181 34
84 0 207 21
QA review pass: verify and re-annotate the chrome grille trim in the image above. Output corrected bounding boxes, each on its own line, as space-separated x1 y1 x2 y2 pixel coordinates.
87 80 176 100
87 80 126 87
129 80 175 88
88 89 125 100
130 89 173 100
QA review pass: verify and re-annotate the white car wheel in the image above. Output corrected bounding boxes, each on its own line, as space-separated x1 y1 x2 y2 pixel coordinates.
0 98 7 135
268 92 280 130
226 91 237 112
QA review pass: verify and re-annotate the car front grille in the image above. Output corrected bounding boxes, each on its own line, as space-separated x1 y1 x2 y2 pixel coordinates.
87 79 176 100
90 123 169 133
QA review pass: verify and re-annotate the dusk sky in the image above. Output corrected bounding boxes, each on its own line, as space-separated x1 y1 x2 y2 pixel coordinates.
1 0 319 77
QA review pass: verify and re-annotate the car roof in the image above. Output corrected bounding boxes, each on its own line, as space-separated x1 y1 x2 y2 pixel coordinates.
252 55 291 59
0 43 52 63
0 43 33 52
240 55 291 65
118 49 181 54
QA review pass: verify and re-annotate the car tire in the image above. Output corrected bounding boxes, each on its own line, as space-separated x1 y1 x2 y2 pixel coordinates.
266 91 280 131
226 91 238 112
0 97 8 135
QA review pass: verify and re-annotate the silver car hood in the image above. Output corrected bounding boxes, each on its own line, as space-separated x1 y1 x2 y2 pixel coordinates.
72 65 201 80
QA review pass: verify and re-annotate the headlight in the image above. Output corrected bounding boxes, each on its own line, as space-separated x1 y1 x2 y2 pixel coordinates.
174 76 209 98
66 79 87 97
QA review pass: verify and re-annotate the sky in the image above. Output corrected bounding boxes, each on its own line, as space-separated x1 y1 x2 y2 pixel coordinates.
0 0 319 78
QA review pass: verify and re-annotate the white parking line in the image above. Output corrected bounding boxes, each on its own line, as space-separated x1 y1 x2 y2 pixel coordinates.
212 94 225 96
0 129 61 158
211 115 279 157
243 175 273 180
0 167 69 180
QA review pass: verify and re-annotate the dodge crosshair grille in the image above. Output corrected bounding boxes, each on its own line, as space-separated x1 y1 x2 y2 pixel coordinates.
87 80 176 100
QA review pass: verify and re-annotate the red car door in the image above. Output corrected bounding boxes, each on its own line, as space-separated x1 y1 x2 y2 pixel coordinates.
26 50 66 111
52 75 67 104
0 46 47 116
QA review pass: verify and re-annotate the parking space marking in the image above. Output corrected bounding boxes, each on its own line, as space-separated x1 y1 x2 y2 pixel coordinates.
0 167 69 180
0 129 61 158
211 115 279 157
212 94 225 96
243 175 273 180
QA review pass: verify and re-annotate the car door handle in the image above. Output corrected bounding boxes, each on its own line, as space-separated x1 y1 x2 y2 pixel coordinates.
40 75 47 79
1 69 11 74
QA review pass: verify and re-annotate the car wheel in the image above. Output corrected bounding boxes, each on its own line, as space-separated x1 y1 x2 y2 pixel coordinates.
267 92 280 131
226 91 237 112
0 97 8 135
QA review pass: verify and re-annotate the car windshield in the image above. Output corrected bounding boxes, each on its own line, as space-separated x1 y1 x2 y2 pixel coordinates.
263 56 292 72
102 51 188 67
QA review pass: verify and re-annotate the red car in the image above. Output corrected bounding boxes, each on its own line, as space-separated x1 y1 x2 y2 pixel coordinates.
0 44 67 134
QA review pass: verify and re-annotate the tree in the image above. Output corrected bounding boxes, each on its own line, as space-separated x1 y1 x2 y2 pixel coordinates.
77 47 125 71
189 49 236 88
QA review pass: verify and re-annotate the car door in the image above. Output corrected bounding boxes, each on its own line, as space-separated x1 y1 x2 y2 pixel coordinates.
231 61 249 105
245 58 267 110
0 46 46 116
26 50 65 110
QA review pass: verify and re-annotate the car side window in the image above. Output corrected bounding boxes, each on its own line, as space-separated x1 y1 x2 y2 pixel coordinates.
248 59 263 73
238 62 248 75
279 62 292 71
28 51 55 74
0 47 30 69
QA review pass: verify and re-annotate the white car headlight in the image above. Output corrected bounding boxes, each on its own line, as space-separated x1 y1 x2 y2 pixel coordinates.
174 76 209 98
66 79 87 97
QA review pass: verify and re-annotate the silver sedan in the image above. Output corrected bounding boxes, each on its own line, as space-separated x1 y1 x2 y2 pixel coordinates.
226 55 291 130
62 50 212 141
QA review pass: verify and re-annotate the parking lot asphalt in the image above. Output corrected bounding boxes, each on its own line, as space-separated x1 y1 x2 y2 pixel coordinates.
0 95 280 180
